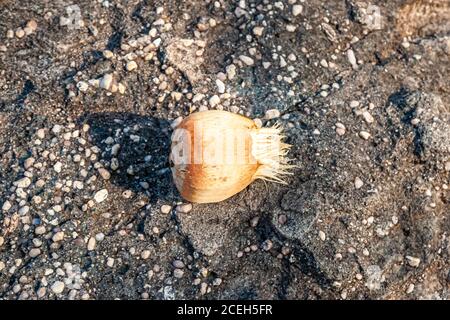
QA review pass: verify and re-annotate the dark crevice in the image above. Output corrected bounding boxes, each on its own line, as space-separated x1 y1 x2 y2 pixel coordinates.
106 31 124 51
15 79 35 108
252 210 334 297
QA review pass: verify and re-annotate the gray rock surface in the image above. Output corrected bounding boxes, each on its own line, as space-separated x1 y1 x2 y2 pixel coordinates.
0 0 448 300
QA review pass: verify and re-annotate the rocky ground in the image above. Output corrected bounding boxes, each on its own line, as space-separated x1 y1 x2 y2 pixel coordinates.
0 0 449 300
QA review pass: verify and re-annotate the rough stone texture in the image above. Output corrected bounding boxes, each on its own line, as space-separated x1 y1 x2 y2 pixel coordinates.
0 0 448 300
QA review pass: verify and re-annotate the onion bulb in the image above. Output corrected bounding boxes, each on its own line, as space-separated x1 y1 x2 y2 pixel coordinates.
170 110 293 203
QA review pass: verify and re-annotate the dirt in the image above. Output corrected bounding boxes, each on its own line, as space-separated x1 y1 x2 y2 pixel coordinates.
0 0 448 300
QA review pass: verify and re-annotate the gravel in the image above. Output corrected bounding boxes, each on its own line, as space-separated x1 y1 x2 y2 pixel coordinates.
239 55 254 66
29 248 41 258
97 168 111 180
406 256 421 267
209 95 221 107
35 226 46 235
216 79 225 94
265 109 281 120
172 260 185 269
126 61 138 72
14 177 31 189
176 203 192 214
87 237 96 251
51 281 65 294
160 205 172 214
100 74 113 90
141 250 151 260
318 231 326 241
0 0 448 301
362 111 374 124
354 177 364 189
173 269 184 279
335 122 346 136
53 162 62 173
359 131 371 140
2 200 12 211
52 232 64 242
253 26 264 37
347 49 357 69
292 5 303 16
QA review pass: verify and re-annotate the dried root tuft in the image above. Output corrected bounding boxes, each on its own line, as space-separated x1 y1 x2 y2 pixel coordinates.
250 124 296 184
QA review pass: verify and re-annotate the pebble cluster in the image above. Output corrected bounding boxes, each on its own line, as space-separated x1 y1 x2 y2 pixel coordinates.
0 0 448 300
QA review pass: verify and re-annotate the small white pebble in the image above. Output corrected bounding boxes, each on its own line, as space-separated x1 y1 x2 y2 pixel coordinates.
171 116 183 129
160 205 172 214
2 201 12 212
103 50 114 59
51 281 65 294
53 162 62 173
192 93 205 103
265 109 280 120
239 55 254 66
35 226 46 235
126 60 137 71
111 144 120 156
292 4 303 16
87 237 96 251
176 203 192 213
362 111 374 124
141 250 151 260
52 232 64 242
335 123 346 136
286 24 297 32
15 28 25 38
347 49 357 69
354 177 364 189
350 100 360 108
15 177 31 189
107 257 115 267
36 128 46 139
406 283 415 294
226 64 236 80
173 268 184 278
253 26 264 37
100 74 114 90
118 83 126 94
359 131 371 140
319 231 326 241
29 248 41 258
77 81 89 92
94 189 108 203
253 118 263 128
216 79 225 94
320 59 328 68
406 256 420 267
209 95 221 107
98 167 111 180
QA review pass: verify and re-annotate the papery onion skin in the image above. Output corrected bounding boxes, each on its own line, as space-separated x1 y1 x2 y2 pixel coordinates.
170 110 292 203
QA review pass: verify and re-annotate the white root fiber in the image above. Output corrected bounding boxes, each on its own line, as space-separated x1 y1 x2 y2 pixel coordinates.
250 124 295 184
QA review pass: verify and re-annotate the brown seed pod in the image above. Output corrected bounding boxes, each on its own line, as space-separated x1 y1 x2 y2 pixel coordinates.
170 110 293 203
